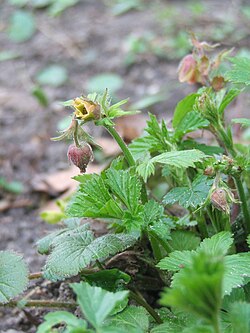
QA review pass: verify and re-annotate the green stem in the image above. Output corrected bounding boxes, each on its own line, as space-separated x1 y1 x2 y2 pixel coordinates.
73 120 80 147
234 176 250 234
104 124 148 204
4 300 76 310
129 290 162 324
104 124 135 167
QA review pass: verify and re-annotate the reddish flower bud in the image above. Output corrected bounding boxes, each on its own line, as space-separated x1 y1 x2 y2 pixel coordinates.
210 188 230 214
67 143 93 173
178 54 197 84
204 166 215 176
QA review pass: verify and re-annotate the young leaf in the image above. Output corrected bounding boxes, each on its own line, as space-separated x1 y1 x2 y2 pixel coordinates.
174 111 209 140
229 301 250 333
160 252 224 329
107 306 149 332
105 169 141 213
173 93 199 128
67 174 123 219
218 89 241 114
136 160 155 182
37 311 87 333
44 232 138 280
232 118 250 127
226 57 250 86
71 282 129 329
163 175 213 209
0 251 29 304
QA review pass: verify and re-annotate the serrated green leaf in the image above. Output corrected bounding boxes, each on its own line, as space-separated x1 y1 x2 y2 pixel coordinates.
71 282 129 329
218 89 241 114
163 175 213 209
105 169 141 213
0 251 29 304
44 232 138 280
67 174 123 219
108 306 149 332
198 231 233 256
229 301 250 333
174 111 209 140
226 57 250 85
136 160 155 182
152 149 206 168
157 250 194 271
160 252 224 328
223 253 250 295
168 231 200 251
181 140 224 155
37 311 87 333
8 10 36 42
173 93 199 128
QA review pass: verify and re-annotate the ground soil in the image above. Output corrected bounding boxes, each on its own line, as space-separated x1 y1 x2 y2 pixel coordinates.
0 0 250 331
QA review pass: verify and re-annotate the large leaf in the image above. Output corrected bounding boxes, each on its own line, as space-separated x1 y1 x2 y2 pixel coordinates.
71 282 129 329
105 169 141 213
0 251 29 304
198 231 233 256
44 231 138 280
108 306 149 332
226 57 250 86
67 174 123 219
163 175 213 209
168 231 200 251
173 93 199 128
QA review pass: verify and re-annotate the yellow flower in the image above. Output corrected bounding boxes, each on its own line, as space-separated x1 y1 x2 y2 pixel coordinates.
73 97 101 121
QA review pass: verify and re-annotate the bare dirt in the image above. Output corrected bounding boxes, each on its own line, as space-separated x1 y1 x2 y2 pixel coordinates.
0 0 250 331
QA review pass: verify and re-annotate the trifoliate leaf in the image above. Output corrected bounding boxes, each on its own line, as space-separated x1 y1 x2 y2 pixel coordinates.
163 175 213 209
37 311 87 333
226 57 250 85
8 10 36 42
105 169 141 213
71 282 129 329
0 251 29 304
173 93 199 128
174 111 209 140
107 306 149 332
44 232 138 280
160 252 224 328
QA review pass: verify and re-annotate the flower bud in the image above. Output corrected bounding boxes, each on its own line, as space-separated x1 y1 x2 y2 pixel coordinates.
210 188 230 214
67 143 94 173
73 97 101 121
178 54 197 84
204 166 215 176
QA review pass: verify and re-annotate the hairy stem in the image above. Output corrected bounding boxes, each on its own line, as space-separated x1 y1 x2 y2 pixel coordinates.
234 176 250 234
3 300 77 310
104 124 148 204
129 290 162 324
73 120 80 147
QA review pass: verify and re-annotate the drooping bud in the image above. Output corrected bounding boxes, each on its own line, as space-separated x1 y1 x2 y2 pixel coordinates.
204 166 215 176
178 54 198 84
210 188 230 214
67 143 94 173
72 97 101 121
